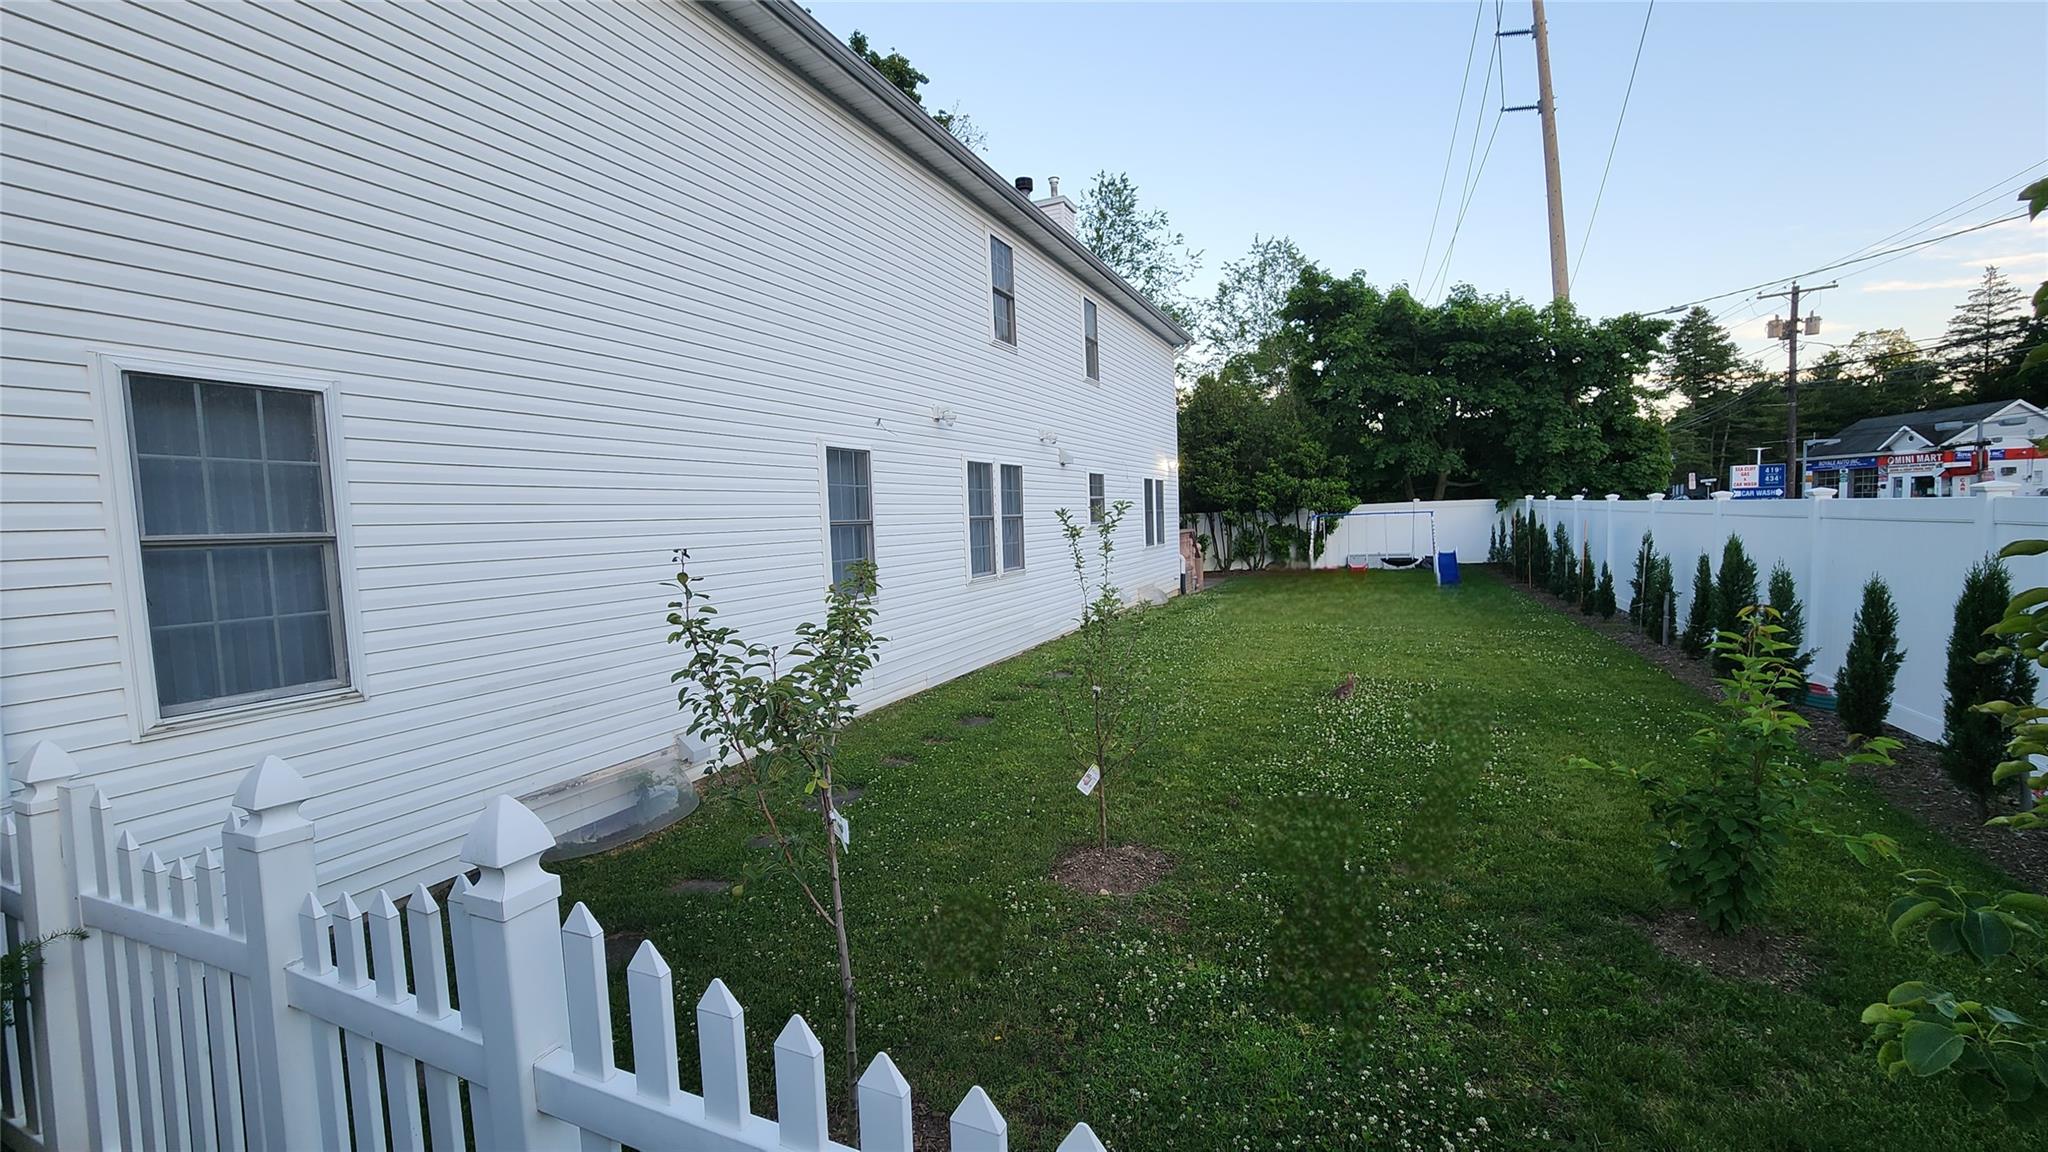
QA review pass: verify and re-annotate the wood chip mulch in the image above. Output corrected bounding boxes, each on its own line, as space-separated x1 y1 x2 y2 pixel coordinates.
1503 575 2046 894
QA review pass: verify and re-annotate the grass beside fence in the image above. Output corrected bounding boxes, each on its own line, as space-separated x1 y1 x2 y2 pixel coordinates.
554 569 2033 1150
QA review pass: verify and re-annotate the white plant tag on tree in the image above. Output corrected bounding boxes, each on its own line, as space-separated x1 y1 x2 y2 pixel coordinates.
1076 764 1100 796
831 810 850 850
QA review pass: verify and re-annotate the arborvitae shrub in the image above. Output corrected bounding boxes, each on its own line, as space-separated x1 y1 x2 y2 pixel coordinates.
1681 554 1715 658
1578 543 1597 614
1596 563 1617 619
1529 511 1550 587
1629 533 1658 630
1550 524 1574 598
1657 556 1678 644
1766 563 1812 702
1712 535 1760 673
1836 575 1904 739
1942 557 2038 806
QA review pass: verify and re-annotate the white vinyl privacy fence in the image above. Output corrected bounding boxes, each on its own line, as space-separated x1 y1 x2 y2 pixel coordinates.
1516 491 2048 741
0 744 1107 1152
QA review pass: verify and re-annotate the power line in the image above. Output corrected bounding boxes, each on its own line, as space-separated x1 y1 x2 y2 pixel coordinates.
1569 0 1655 293
1427 8 1505 303
1416 1 1490 292
1823 158 2046 269
1654 212 2030 315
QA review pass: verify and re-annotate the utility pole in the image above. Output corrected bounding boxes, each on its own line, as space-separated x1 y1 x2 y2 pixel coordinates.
1760 280 1835 498
1503 2 1570 302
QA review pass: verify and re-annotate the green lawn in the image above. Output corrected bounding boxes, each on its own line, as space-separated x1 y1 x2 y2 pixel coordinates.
555 570 2037 1150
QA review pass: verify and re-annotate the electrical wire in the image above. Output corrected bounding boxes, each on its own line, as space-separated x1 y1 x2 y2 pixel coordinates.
1569 0 1655 293
1823 159 2046 270
1426 5 1506 304
1655 212 2033 315
1417 1 1490 292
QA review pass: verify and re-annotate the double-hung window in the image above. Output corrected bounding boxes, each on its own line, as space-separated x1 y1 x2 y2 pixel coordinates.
967 462 996 576
1088 473 1106 523
126 373 346 716
1000 465 1025 571
825 447 873 588
1083 299 1099 380
990 237 1016 345
1142 478 1169 546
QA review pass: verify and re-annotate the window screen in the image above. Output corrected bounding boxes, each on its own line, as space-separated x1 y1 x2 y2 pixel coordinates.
1153 477 1168 544
127 373 345 714
991 237 1016 345
1088 473 1105 523
1083 299 1099 380
826 447 873 588
968 461 996 576
1000 464 1024 571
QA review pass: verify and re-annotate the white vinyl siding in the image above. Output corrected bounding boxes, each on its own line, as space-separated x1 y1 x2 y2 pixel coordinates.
825 446 872 587
0 0 1181 898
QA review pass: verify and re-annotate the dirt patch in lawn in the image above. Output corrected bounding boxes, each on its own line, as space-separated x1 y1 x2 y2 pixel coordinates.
1638 909 1811 989
880 755 915 768
803 782 866 811
1506 575 2046 894
958 713 995 728
1052 843 1175 896
669 879 734 896
604 930 647 972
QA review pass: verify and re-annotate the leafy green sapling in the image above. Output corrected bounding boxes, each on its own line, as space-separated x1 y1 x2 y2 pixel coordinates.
665 550 883 1095
1053 501 1150 850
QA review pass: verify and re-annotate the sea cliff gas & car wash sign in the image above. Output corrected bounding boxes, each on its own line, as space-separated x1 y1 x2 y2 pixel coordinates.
1728 463 1786 499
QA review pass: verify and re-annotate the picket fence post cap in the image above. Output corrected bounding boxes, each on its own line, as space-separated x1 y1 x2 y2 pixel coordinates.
627 938 668 979
460 796 555 870
1057 1122 1110 1152
17 741 78 786
774 1013 823 1059
562 901 602 939
409 882 440 915
698 977 744 1020
859 1051 910 1100
951 1085 1007 1138
234 755 310 818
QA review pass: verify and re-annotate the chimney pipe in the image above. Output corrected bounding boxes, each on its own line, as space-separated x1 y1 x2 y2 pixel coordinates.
1014 176 1034 195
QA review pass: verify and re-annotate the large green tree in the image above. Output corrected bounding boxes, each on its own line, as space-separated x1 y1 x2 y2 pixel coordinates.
1177 366 1350 567
1943 265 2027 396
846 30 985 151
1075 171 1204 334
1197 235 1312 383
1281 271 1669 500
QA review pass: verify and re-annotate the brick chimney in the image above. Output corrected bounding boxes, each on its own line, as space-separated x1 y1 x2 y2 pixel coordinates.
1033 175 1076 235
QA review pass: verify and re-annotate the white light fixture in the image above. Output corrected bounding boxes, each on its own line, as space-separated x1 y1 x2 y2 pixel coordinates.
931 405 958 428
1038 430 1059 445
1057 449 1073 467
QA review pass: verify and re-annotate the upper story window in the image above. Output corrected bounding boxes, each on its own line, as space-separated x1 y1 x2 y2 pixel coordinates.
825 447 873 588
1088 473 1106 523
990 236 1016 345
1001 464 1025 571
126 373 347 715
967 461 996 576
1083 299 1100 380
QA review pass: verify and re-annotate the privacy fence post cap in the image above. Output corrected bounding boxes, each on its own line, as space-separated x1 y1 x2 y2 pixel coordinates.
460 795 555 870
1605 493 1621 501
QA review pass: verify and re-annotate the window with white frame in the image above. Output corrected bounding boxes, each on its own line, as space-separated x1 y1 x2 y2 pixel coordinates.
1153 477 1168 544
1083 299 1099 380
126 372 346 715
990 237 1017 345
1001 464 1025 570
967 461 996 576
1142 478 1155 545
1088 472 1105 523
825 447 873 588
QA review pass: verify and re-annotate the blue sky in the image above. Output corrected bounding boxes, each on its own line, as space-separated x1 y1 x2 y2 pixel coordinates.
811 1 2048 366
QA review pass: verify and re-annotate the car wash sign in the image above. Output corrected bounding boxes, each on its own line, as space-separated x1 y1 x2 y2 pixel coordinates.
1728 463 1786 499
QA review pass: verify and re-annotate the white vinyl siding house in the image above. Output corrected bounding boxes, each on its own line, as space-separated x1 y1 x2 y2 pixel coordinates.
0 0 1185 898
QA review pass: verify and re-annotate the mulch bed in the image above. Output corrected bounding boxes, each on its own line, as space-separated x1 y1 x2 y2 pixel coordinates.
1051 843 1174 896
1504 575 2046 894
1638 909 1813 990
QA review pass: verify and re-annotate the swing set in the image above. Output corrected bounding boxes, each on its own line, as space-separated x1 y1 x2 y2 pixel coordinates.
1339 508 1437 571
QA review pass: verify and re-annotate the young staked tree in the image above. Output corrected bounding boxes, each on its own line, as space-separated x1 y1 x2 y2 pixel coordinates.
1681 553 1716 658
666 552 883 1095
1053 501 1151 849
1836 575 1905 739
1766 563 1812 703
1942 557 2039 809
1712 536 1760 674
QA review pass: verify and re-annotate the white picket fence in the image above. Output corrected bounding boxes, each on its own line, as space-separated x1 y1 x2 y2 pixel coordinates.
0 743 1107 1151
